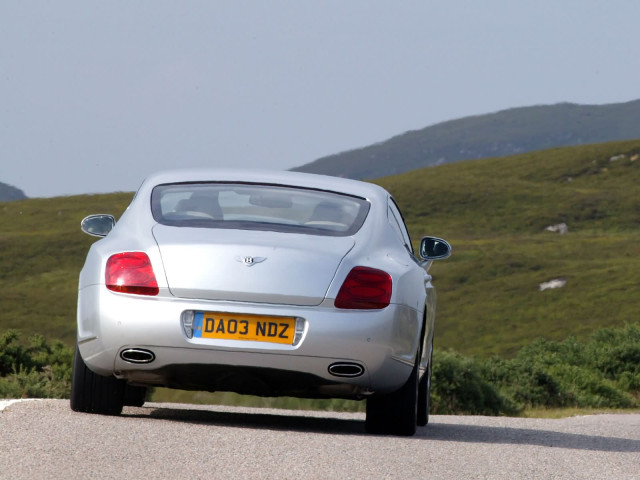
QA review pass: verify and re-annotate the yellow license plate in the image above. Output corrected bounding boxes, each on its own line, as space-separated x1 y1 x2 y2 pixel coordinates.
193 312 296 345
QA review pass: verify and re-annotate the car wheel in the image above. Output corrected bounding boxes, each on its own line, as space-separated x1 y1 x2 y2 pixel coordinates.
365 359 418 436
70 344 125 415
123 385 147 407
417 347 433 426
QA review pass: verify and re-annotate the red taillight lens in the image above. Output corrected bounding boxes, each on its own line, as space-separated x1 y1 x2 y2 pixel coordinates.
105 252 159 296
335 266 392 309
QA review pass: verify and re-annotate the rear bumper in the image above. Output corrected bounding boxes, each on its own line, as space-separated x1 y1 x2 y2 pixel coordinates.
77 285 422 398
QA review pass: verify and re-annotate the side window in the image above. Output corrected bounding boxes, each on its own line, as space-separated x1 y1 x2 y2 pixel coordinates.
388 199 413 254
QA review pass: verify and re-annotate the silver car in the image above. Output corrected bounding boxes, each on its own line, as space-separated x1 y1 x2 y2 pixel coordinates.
71 169 450 436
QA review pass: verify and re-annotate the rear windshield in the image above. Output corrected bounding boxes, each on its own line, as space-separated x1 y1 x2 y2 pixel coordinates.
151 182 370 237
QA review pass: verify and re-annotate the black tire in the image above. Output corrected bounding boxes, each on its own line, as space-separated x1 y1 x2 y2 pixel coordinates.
123 385 147 407
417 348 432 426
365 360 418 436
70 345 125 415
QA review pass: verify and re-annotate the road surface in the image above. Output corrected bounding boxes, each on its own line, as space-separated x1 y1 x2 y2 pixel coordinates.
1 400 639 479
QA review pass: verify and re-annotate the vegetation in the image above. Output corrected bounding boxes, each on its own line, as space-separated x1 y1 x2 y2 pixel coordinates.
0 193 133 341
0 330 73 398
1 138 639 414
377 139 640 356
294 99 640 180
431 323 640 415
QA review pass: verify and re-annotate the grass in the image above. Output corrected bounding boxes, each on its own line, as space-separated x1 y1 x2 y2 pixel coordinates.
521 407 640 419
376 139 640 356
0 194 132 341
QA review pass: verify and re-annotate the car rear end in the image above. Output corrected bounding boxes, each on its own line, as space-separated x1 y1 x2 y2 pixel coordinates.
76 172 423 401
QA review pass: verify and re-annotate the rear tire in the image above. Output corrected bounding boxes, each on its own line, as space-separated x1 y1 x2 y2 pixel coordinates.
417 348 433 426
365 360 418 436
123 385 147 407
70 345 125 415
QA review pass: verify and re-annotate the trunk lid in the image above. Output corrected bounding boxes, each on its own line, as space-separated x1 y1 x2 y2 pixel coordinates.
152 225 354 306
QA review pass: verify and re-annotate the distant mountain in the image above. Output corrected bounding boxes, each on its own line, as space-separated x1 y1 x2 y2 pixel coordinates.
292 99 640 179
0 182 27 202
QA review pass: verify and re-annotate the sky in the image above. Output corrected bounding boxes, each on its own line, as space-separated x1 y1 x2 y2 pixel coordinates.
2 0 640 198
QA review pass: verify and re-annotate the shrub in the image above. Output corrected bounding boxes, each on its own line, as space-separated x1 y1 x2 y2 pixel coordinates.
482 324 640 411
0 329 73 399
431 350 518 415
482 356 568 409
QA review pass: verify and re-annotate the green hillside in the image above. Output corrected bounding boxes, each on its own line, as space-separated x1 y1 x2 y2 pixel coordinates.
0 193 133 342
294 99 640 180
1 139 639 358
377 139 640 356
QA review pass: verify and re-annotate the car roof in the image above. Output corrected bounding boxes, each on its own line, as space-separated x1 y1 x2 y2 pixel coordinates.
138 168 390 202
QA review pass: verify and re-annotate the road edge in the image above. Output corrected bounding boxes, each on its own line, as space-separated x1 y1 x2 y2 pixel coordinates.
0 399 42 412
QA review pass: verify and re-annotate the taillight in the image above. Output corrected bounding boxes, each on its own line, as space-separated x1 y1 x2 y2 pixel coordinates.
105 252 159 296
335 266 392 309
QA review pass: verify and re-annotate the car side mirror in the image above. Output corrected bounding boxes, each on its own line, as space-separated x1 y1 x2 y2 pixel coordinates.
81 214 116 237
419 236 451 261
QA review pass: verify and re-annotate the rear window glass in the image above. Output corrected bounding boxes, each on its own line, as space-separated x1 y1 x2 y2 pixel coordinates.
151 183 370 237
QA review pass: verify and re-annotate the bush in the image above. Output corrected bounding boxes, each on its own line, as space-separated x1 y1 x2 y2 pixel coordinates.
482 356 568 409
431 350 518 415
0 329 73 399
475 324 640 411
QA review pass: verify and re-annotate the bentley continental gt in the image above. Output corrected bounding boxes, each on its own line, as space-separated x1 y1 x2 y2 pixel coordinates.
71 169 451 436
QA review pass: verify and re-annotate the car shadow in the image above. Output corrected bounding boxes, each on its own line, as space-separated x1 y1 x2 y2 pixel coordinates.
124 405 640 453
125 404 366 435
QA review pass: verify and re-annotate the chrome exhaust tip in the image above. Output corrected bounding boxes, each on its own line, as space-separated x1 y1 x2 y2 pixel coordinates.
120 348 156 364
328 362 365 378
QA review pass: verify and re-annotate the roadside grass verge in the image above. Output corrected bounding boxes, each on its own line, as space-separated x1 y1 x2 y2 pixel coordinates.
520 407 640 419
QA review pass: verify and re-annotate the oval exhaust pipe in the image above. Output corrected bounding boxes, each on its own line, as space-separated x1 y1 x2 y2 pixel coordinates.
328 362 365 378
120 348 155 364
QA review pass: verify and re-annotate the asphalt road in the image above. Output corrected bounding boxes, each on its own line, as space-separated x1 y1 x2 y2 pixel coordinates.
1 400 639 479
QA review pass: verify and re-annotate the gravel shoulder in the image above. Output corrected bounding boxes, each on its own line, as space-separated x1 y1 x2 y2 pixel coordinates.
1 399 639 479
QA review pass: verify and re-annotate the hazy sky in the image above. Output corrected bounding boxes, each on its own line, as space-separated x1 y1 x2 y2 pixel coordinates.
2 1 639 198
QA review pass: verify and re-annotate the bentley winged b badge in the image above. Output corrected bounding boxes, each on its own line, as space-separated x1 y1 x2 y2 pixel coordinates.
236 256 267 267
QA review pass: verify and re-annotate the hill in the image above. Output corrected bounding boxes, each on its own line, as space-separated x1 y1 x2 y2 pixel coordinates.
293 99 640 180
0 193 134 342
375 139 640 355
1 139 639 357
0 182 27 202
